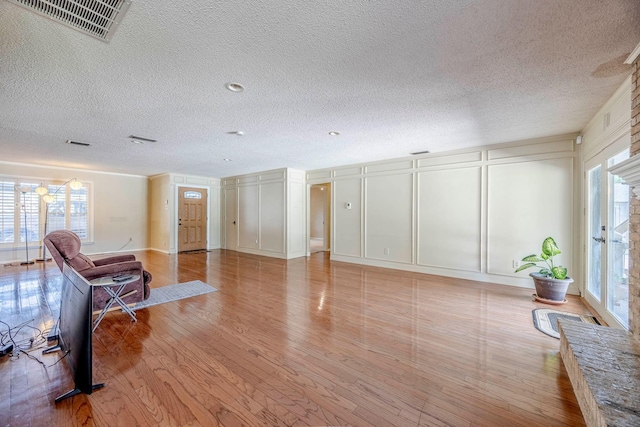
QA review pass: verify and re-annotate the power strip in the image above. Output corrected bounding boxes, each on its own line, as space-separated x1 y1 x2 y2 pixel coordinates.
0 344 13 356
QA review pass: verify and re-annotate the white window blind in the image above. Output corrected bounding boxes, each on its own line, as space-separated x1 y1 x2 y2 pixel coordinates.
46 184 67 234
0 178 92 246
69 186 88 238
0 182 16 243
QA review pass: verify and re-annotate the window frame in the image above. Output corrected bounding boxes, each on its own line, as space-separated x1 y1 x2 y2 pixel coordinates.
0 177 93 248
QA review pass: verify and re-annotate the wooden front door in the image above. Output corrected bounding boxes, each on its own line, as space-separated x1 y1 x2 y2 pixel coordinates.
178 187 207 252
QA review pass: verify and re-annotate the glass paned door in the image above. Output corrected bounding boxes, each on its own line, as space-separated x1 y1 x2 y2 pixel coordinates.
607 151 629 327
585 147 630 329
587 165 602 300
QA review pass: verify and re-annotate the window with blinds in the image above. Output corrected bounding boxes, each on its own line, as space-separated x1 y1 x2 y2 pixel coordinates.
0 179 91 245
69 186 88 238
0 182 16 243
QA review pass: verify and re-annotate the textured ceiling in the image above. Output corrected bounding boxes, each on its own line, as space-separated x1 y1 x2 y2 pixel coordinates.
1 1 639 178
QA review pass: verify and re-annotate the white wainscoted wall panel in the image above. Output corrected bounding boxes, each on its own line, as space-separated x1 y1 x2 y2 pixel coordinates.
208 185 221 249
260 181 285 254
417 166 482 271
238 185 259 250
365 173 413 263
221 168 306 259
287 173 307 258
308 134 579 291
487 158 574 279
333 178 362 257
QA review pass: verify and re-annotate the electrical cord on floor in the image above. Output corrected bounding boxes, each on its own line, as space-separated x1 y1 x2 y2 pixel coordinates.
2 322 47 350
116 237 133 251
0 319 68 367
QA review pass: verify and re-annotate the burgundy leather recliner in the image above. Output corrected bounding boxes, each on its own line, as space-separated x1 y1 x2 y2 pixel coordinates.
43 230 151 312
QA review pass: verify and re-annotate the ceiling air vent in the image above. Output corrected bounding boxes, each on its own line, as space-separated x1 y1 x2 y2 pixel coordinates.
66 139 91 146
7 0 132 42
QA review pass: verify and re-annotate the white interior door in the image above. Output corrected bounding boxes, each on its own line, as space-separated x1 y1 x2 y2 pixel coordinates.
585 146 629 329
224 187 237 250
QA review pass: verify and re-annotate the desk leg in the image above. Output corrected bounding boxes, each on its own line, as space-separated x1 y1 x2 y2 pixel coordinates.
93 283 128 332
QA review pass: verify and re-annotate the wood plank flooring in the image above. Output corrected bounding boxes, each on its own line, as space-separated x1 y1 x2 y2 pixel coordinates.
0 250 589 426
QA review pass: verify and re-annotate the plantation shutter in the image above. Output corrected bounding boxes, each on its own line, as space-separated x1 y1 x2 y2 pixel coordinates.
46 184 67 233
69 186 88 238
0 182 16 243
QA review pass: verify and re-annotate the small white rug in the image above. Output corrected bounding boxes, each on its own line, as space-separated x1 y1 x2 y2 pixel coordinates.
133 280 217 310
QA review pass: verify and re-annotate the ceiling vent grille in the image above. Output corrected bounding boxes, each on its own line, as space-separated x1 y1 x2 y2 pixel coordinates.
7 0 131 42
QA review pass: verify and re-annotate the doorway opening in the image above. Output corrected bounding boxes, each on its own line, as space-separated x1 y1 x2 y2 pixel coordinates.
309 183 331 253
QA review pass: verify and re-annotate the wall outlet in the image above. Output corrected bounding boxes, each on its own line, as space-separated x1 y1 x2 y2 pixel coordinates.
384 248 390 255
512 260 520 269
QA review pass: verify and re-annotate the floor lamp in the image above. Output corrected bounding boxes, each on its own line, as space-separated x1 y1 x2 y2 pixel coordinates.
36 178 83 262
15 185 34 265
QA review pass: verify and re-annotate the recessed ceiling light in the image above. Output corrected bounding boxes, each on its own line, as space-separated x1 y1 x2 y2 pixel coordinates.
226 131 244 136
328 131 340 136
223 158 232 162
224 82 244 92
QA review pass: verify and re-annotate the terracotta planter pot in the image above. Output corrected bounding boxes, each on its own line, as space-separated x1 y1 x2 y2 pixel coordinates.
530 272 573 302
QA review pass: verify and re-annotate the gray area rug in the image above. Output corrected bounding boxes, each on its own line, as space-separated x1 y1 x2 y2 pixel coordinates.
133 280 217 310
532 308 600 339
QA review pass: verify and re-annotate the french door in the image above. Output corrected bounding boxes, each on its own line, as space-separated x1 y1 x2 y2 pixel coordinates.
585 145 629 329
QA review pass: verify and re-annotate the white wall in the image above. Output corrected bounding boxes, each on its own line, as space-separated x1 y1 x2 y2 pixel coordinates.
418 166 482 271
310 187 324 238
149 174 171 252
333 177 362 257
308 134 579 292
221 168 306 259
581 76 632 162
0 162 148 263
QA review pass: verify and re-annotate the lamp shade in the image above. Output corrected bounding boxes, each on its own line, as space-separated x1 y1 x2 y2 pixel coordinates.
42 194 55 203
69 179 83 190
35 184 48 195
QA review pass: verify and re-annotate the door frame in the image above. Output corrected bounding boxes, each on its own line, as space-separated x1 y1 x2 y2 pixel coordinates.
583 137 630 329
174 184 210 252
307 182 331 255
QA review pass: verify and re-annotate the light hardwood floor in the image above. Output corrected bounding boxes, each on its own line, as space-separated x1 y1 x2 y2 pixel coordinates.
0 250 589 426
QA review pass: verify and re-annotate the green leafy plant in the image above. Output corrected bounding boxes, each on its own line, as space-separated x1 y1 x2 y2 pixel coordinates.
515 237 568 280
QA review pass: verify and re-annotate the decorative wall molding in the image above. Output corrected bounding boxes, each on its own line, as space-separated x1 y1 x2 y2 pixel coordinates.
625 41 640 64
609 155 640 199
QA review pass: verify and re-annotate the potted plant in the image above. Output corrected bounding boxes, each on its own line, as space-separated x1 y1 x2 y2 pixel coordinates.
515 237 573 304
